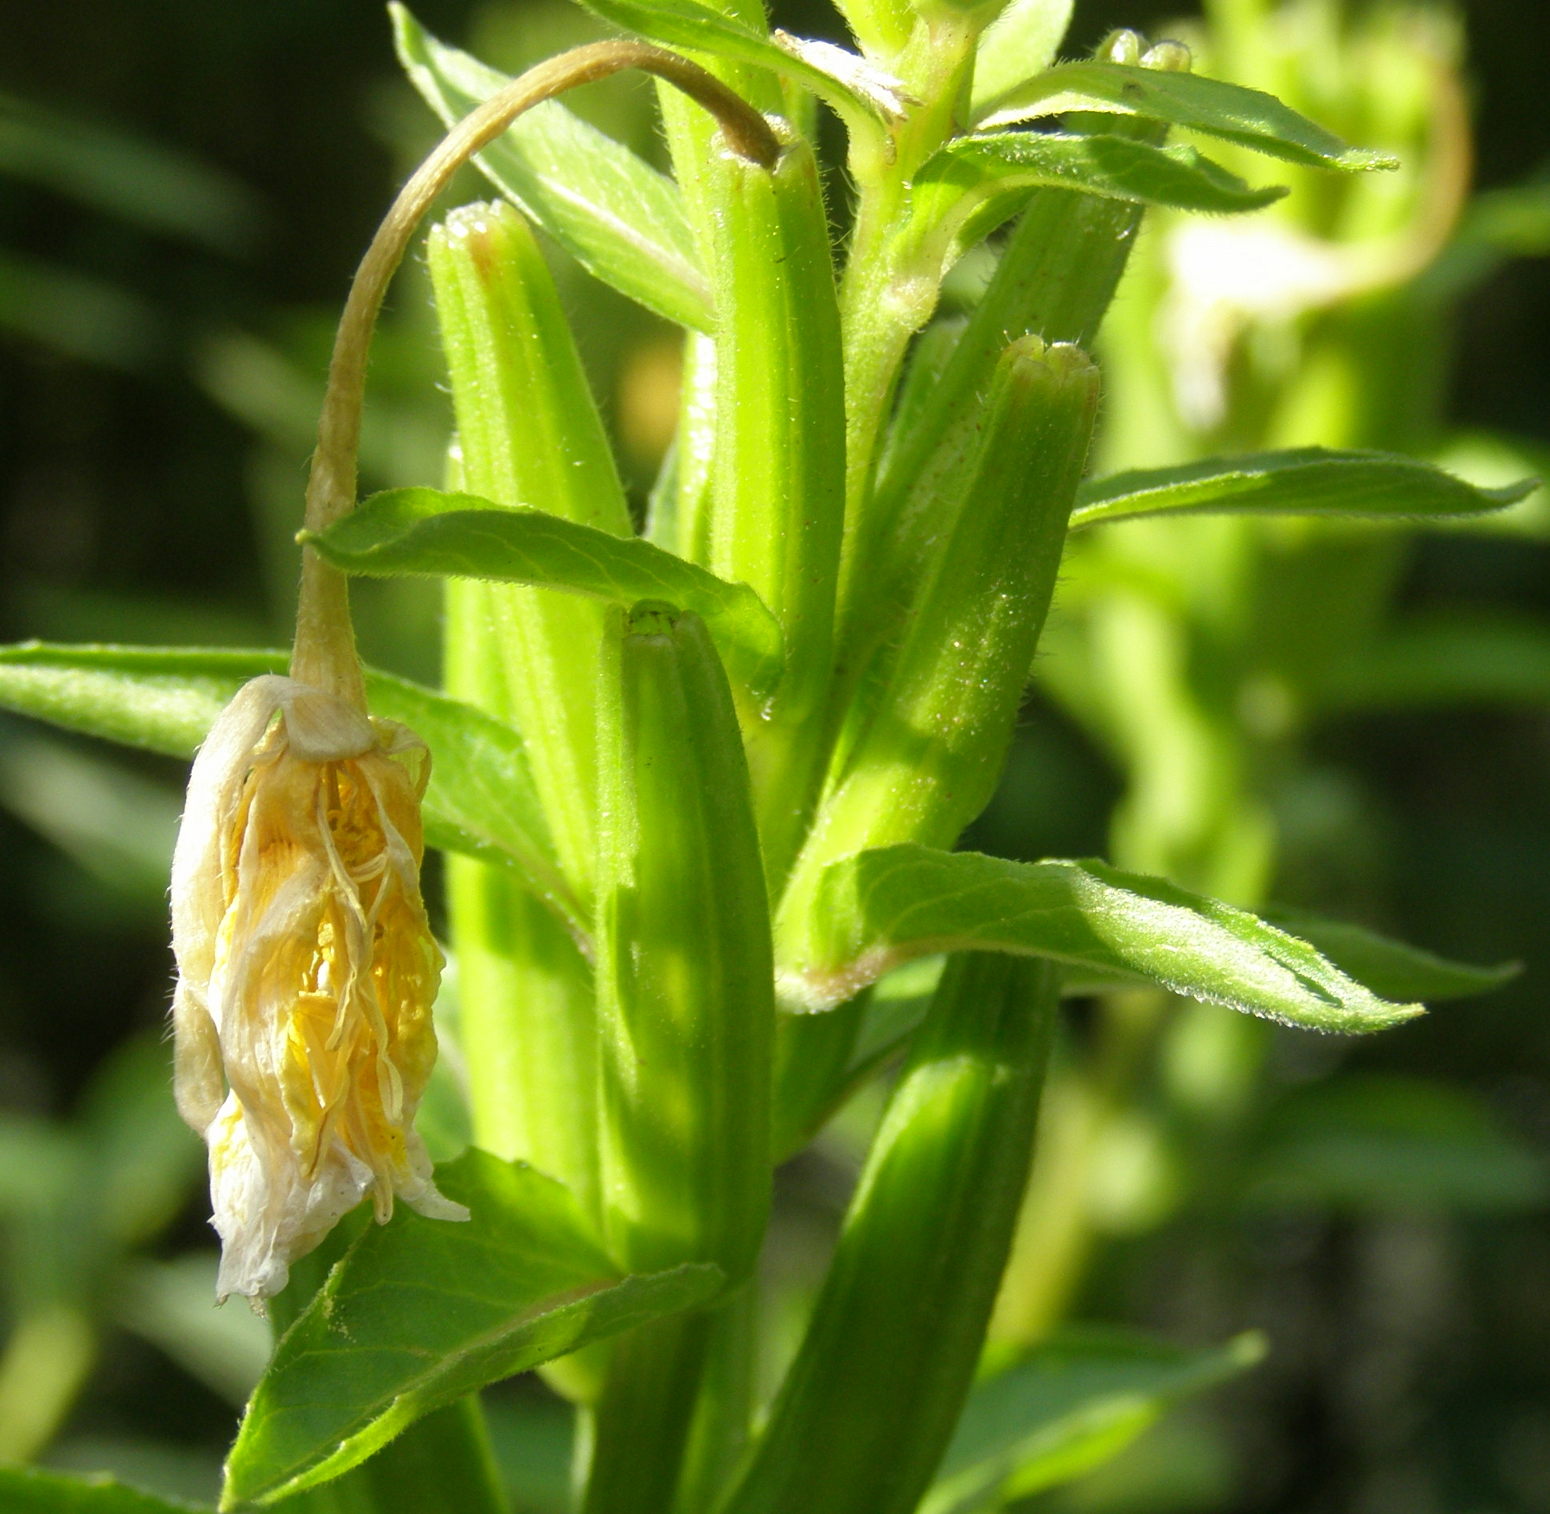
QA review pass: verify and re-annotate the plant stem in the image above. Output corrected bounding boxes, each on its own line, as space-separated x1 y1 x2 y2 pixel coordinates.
579 1313 715 1514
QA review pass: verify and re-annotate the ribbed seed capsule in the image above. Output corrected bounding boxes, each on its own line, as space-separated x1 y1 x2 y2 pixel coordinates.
428 201 634 1221
705 126 847 880
595 603 773 1281
779 338 1100 979
719 954 1059 1514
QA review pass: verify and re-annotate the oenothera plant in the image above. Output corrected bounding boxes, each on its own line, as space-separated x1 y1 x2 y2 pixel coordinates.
0 0 1532 1510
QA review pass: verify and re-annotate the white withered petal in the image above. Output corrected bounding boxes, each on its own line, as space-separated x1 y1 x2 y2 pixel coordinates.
171 675 466 1303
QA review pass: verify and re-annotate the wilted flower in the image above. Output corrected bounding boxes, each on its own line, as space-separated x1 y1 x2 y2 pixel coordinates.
171 674 466 1303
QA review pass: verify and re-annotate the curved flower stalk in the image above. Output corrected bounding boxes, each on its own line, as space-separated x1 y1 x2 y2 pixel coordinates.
166 40 777 1304
170 676 463 1302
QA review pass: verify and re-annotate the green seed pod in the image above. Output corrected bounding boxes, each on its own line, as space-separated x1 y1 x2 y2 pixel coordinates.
596 602 774 1282
428 201 632 889
704 125 848 879
780 337 1099 971
719 954 1059 1514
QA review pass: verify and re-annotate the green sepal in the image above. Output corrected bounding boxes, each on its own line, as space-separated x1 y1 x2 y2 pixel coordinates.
595 604 774 1281
221 1151 723 1509
0 643 580 933
719 955 1058 1514
1071 448 1536 530
922 1329 1265 1512
976 60 1401 170
777 844 1426 1035
304 489 784 703
393 6 712 330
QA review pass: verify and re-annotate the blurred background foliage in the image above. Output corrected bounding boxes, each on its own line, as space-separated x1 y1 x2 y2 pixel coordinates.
1 0 1548 1510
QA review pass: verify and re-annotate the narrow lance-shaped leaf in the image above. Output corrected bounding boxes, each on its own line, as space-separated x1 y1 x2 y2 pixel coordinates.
0 643 581 934
720 955 1058 1514
392 5 712 330
1318 611 1550 712
1071 448 1537 531
911 131 1284 274
1259 911 1518 1002
777 844 1425 1034
976 59 1401 170
921 1329 1266 1514
0 1469 212 1514
221 1150 723 1509
304 488 784 700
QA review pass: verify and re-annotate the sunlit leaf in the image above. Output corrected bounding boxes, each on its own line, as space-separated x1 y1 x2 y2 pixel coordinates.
222 1150 722 1508
1318 612 1550 711
908 132 1283 271
1248 1076 1550 1215
0 644 578 930
1071 448 1536 530
977 61 1399 170
393 6 711 330
306 489 785 698
1262 911 1518 1002
922 1330 1264 1514
970 0 1075 118
778 844 1424 1033
0 1468 210 1514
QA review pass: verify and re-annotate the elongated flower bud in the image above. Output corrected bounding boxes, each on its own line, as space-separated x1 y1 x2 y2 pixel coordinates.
170 675 465 1302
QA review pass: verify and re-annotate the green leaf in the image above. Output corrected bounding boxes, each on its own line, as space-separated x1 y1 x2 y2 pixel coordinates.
392 6 712 330
222 1150 723 1508
970 0 1075 117
777 844 1425 1034
0 644 578 932
909 132 1284 271
0 1469 210 1514
572 0 904 147
1261 911 1518 1002
1318 612 1550 711
921 1330 1265 1514
976 61 1399 170
1071 448 1536 531
1248 1076 1550 1215
306 490 785 699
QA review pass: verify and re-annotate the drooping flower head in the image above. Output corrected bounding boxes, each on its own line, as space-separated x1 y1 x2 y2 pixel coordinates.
162 42 776 1301
171 675 465 1302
